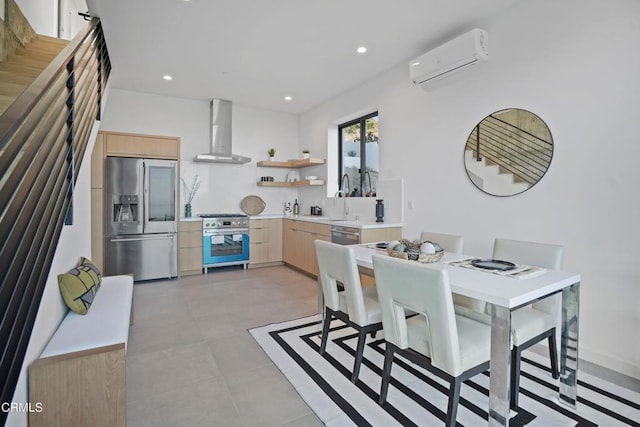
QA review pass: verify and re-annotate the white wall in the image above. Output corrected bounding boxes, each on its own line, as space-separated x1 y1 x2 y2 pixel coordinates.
299 0 640 378
58 0 89 40
13 0 87 39
7 122 101 427
98 89 301 216
14 0 57 36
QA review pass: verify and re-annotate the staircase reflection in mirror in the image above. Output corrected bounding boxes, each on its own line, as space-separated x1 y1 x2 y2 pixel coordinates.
464 108 553 197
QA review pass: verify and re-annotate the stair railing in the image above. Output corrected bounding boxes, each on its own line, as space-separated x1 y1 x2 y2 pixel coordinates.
0 18 110 421
466 114 553 185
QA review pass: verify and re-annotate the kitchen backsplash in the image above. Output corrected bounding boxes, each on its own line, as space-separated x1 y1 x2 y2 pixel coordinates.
298 179 403 223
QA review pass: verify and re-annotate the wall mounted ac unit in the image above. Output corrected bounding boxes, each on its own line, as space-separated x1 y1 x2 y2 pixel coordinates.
410 28 488 90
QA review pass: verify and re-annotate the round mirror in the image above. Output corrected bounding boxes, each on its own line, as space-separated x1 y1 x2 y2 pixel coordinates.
464 108 553 196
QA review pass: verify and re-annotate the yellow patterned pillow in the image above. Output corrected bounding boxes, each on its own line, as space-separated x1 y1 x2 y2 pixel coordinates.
58 261 102 315
77 256 102 286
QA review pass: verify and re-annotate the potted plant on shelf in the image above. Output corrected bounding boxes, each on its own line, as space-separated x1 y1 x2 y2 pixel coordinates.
267 148 276 161
302 149 310 159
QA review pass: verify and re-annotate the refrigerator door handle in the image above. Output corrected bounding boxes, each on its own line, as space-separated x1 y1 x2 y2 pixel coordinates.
109 235 175 243
142 161 148 230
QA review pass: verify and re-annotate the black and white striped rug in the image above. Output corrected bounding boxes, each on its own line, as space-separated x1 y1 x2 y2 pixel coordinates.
249 315 640 426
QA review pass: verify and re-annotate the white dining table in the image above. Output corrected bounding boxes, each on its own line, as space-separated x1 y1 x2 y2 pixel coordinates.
350 245 581 427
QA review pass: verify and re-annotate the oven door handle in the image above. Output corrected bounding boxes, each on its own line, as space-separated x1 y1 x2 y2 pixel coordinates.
204 228 249 236
109 235 175 243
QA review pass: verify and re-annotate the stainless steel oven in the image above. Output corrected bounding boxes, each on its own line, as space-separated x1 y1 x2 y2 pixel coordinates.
200 214 249 272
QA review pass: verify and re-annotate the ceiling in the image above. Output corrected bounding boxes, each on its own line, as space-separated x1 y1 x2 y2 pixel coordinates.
86 0 520 114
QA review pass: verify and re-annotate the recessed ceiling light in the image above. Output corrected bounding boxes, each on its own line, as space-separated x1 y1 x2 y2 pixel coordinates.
356 46 367 54
284 96 292 101
163 75 173 81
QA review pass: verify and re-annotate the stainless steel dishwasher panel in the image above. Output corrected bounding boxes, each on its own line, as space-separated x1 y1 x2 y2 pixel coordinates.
106 233 177 281
331 226 360 245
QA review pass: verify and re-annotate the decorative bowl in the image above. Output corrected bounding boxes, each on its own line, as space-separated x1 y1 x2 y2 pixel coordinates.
386 238 444 263
386 248 444 263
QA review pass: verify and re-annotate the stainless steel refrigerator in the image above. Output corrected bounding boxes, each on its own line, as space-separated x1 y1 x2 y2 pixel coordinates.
105 157 178 281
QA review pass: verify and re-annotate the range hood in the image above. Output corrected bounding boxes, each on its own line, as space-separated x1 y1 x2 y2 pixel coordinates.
193 99 251 164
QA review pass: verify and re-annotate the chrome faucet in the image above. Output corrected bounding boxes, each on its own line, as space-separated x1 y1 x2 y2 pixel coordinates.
340 173 351 197
363 171 373 197
333 174 351 218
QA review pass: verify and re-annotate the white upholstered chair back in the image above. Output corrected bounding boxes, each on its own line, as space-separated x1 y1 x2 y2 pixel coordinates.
315 240 369 326
372 254 464 376
419 231 464 253
420 231 484 312
493 238 563 270
492 238 564 315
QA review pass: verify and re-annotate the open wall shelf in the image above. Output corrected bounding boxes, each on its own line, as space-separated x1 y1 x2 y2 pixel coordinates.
256 158 325 168
257 179 326 187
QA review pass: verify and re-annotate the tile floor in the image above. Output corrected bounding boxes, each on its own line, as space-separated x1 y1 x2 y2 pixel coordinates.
126 265 323 426
126 265 640 426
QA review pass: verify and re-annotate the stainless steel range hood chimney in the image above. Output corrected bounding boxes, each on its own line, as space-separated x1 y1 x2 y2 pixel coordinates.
193 99 251 164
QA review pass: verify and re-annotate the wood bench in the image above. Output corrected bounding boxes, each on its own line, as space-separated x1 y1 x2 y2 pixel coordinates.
28 275 134 427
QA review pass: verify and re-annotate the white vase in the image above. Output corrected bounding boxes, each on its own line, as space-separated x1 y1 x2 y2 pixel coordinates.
302 153 310 159
268 156 275 161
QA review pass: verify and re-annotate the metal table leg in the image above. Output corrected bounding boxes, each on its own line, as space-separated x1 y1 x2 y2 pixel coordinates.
559 282 580 408
489 304 511 427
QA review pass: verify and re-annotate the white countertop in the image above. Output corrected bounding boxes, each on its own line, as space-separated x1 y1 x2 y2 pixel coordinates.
249 214 402 229
180 216 203 222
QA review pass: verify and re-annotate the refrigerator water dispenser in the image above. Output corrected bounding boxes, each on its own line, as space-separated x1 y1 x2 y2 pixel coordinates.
114 195 139 222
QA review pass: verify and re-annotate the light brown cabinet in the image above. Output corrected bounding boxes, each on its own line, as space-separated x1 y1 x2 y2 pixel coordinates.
249 219 283 266
360 227 402 243
282 219 401 279
178 220 203 276
104 131 180 159
282 219 331 276
90 133 105 271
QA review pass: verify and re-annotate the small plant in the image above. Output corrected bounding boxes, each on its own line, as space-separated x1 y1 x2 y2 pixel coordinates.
302 149 310 154
267 148 276 157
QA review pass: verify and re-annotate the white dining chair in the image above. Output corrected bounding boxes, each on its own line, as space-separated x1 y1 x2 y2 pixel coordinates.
420 231 486 313
419 231 464 253
492 237 564 409
315 240 383 383
372 254 491 427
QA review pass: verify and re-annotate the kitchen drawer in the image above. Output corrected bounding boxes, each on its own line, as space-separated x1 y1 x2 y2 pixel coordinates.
310 222 331 237
179 221 202 232
179 230 202 248
179 247 203 272
360 227 402 243
250 227 269 243
250 242 270 264
249 219 282 266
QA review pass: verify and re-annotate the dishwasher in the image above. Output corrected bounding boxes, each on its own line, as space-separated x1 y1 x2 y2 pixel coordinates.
331 225 360 245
